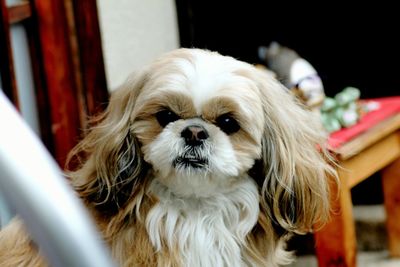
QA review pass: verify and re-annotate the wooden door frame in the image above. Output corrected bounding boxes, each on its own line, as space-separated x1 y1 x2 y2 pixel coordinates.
0 0 108 167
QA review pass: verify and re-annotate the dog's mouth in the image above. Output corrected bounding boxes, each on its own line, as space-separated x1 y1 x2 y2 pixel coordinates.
173 156 208 169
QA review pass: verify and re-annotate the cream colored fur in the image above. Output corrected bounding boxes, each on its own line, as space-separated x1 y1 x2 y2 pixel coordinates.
0 48 336 267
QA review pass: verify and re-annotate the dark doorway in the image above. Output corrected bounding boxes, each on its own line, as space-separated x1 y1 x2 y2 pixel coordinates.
176 1 400 98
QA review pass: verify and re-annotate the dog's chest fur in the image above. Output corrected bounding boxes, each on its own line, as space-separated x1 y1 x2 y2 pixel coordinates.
145 177 260 267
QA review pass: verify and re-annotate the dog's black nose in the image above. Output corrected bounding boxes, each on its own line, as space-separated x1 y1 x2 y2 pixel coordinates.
181 125 209 146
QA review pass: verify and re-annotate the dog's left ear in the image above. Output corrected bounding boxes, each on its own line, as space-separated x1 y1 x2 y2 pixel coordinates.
249 69 336 234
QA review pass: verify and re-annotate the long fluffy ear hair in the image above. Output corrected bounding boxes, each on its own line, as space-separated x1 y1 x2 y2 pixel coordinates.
66 70 150 216
248 68 337 235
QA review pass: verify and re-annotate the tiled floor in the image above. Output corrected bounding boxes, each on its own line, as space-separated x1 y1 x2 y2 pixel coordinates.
289 251 400 267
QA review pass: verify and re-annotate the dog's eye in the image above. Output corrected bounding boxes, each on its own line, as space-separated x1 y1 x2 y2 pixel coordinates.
216 114 240 135
156 109 180 127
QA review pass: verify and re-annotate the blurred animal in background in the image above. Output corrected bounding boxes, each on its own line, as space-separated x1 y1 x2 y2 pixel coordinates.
258 42 325 110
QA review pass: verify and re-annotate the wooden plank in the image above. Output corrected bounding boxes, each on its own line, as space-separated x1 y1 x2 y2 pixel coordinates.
8 2 31 24
24 1 54 152
382 157 400 257
63 0 86 129
31 0 83 166
340 131 400 188
314 174 357 267
0 0 19 107
71 0 109 116
335 113 400 160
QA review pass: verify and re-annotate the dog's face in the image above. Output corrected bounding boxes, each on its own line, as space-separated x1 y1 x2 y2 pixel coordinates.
71 48 335 234
131 50 265 197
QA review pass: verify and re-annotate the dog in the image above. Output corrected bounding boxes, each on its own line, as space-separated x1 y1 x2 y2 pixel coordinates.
0 48 336 266
258 42 326 109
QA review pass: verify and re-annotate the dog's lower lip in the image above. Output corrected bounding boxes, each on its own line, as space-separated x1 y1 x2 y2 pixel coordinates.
173 157 207 168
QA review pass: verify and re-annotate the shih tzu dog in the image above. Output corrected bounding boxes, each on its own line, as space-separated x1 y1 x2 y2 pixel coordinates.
0 48 336 266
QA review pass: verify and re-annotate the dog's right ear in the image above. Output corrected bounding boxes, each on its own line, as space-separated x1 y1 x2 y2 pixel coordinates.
66 70 150 216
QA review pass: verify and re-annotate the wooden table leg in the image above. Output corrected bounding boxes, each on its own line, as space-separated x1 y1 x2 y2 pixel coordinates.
314 174 357 267
382 157 400 257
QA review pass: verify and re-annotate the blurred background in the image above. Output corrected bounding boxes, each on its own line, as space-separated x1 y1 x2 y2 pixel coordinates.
1 0 399 266
176 1 400 99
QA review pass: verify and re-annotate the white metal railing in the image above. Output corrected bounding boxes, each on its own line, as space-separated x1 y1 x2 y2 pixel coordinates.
0 90 115 267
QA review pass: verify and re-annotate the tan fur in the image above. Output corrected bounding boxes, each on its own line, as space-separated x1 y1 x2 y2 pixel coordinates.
136 91 196 120
0 219 47 267
201 96 241 121
0 48 336 266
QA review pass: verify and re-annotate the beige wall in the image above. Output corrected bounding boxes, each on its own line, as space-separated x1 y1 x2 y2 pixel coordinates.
97 0 180 90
